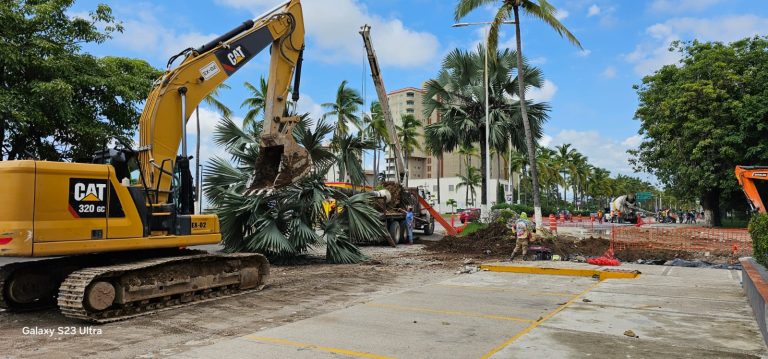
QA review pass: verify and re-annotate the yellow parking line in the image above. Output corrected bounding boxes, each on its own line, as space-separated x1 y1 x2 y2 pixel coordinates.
366 303 535 323
244 335 394 359
479 264 640 281
480 281 602 359
436 284 575 297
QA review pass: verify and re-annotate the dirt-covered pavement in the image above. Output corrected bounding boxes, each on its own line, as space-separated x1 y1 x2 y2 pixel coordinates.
0 242 462 359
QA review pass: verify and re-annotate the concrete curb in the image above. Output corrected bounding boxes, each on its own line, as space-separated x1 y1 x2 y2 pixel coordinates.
479 263 641 281
740 257 768 347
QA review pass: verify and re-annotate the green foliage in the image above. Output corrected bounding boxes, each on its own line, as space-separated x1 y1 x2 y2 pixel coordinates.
495 209 516 224
749 214 768 267
454 0 581 56
0 1 160 161
397 114 422 166
323 80 364 141
205 114 387 264
631 37 768 225
496 182 506 204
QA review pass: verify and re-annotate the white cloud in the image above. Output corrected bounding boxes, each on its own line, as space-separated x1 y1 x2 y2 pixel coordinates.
626 15 768 75
649 0 724 13
621 134 642 147
539 134 553 147
216 0 440 68
110 5 218 59
600 66 617 79
544 130 643 176
529 56 548 65
295 94 324 127
577 49 591 57
526 80 558 102
587 4 601 17
555 9 569 20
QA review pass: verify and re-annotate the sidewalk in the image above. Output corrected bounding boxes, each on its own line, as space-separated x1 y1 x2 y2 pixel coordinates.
174 261 765 358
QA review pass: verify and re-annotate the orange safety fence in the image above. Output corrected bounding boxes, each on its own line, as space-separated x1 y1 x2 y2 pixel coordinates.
611 226 752 258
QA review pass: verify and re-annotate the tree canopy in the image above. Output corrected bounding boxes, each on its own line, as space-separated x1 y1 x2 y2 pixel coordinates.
631 36 768 225
0 0 160 161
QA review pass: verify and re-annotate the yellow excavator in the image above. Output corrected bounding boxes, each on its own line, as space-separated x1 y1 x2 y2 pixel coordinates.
0 0 309 322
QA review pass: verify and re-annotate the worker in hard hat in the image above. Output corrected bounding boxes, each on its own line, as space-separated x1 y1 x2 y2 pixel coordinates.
511 212 533 261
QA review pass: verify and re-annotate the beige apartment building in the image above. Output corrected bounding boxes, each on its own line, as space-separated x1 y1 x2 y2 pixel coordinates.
384 87 519 211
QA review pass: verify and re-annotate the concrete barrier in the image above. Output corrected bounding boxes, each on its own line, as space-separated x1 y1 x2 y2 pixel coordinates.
741 257 768 346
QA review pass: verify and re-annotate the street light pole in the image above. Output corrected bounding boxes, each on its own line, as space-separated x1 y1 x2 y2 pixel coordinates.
484 27 490 216
453 21 514 219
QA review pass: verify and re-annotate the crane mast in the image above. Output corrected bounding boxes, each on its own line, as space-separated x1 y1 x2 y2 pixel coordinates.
359 24 406 184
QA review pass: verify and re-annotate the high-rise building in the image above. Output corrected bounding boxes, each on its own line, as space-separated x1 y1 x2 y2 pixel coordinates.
383 87 519 211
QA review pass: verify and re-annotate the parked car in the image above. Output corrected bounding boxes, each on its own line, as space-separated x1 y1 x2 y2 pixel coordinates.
459 208 481 223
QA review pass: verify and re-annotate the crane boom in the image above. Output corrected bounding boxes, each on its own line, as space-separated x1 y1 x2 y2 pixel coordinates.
359 24 406 184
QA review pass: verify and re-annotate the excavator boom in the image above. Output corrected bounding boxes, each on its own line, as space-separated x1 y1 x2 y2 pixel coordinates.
139 0 309 207
735 166 768 213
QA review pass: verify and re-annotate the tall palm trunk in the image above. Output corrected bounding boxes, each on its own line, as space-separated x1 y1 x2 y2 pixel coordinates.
513 5 543 227
436 154 442 208
465 155 470 206
480 135 487 206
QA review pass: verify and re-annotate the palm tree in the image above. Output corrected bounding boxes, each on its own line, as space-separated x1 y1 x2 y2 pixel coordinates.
334 134 375 186
455 0 581 227
570 153 589 208
457 166 482 206
507 148 527 204
447 198 458 214
554 143 576 204
323 80 364 142
396 114 422 186
457 144 479 203
424 118 457 209
423 45 549 209
367 101 389 186
241 77 268 131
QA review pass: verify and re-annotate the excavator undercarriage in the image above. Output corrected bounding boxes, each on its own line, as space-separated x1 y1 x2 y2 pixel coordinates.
0 250 269 323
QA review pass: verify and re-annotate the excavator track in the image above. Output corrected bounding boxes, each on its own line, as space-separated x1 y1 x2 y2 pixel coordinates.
0 257 84 312
57 253 269 323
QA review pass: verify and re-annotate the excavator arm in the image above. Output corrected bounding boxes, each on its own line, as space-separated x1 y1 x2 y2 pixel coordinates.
138 0 309 213
735 166 768 213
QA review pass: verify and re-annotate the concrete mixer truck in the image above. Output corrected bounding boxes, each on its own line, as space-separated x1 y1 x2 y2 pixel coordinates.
610 194 640 224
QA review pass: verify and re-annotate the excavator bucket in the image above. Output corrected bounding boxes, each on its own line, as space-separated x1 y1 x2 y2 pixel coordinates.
248 133 311 194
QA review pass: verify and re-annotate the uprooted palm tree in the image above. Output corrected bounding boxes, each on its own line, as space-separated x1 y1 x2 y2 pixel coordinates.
455 0 581 227
203 115 387 264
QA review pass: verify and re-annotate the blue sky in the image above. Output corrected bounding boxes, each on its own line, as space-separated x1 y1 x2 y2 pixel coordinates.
70 0 768 182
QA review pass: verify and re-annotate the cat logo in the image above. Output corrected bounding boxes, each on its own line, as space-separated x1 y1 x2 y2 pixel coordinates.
226 46 246 66
74 182 106 202
69 178 109 218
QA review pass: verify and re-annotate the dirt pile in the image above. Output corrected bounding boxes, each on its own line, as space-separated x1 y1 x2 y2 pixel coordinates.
425 224 611 260
425 224 741 264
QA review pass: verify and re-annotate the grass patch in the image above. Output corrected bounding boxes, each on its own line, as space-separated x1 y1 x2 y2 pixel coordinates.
459 222 487 236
